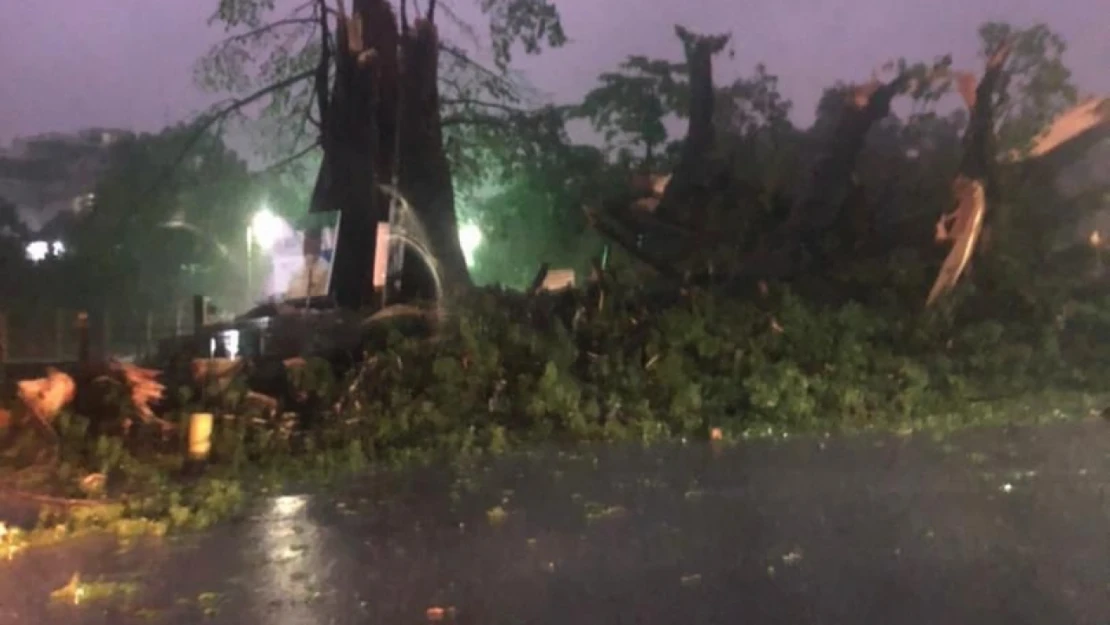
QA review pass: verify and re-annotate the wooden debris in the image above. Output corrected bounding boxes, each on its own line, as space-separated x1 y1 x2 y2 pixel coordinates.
927 176 986 305
13 361 169 432
1011 97 1110 161
190 358 245 393
244 391 279 416
111 362 166 425
926 40 1012 306
16 368 76 426
540 269 577 293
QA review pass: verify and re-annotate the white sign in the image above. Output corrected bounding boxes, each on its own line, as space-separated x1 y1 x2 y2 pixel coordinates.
259 212 340 301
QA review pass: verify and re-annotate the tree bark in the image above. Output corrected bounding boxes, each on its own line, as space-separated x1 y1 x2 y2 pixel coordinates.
311 0 469 310
653 27 729 231
925 42 1011 306
727 74 912 281
397 17 471 292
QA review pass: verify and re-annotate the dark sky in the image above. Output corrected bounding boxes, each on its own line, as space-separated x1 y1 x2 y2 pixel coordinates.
1 0 1106 148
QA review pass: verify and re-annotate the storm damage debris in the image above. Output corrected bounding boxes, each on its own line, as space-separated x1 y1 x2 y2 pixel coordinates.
926 41 1011 306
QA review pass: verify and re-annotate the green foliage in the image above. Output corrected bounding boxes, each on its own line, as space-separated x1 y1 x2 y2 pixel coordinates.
3 274 1110 554
334 282 1110 448
66 124 259 312
978 22 1079 155
463 139 609 288
198 0 568 163
575 55 689 165
714 64 793 138
477 0 567 69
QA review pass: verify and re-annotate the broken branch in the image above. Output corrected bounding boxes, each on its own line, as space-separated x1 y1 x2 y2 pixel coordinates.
925 39 1013 306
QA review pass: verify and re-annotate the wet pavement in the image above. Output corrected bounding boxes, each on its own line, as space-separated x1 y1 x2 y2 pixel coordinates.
3 418 1110 624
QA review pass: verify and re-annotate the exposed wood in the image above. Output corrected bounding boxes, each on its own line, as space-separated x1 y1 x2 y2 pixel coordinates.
1012 97 1110 163
540 269 576 293
926 41 1012 306
15 361 169 431
927 177 986 305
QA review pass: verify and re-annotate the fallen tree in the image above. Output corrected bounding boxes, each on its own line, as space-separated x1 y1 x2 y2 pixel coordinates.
584 26 1109 310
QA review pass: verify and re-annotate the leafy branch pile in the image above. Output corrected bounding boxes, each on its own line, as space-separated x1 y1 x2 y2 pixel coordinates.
3 265 1110 552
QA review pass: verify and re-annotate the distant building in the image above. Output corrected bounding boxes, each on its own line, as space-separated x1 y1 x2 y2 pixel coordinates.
0 127 132 232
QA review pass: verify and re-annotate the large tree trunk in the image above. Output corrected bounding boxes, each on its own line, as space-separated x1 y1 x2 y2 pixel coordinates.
653 26 730 231
310 0 469 310
397 15 471 292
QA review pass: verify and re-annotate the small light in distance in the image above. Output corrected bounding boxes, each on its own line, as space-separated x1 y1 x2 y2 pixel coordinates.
25 240 48 262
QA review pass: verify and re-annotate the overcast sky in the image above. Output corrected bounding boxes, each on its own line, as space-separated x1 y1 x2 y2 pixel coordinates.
1 0 1106 150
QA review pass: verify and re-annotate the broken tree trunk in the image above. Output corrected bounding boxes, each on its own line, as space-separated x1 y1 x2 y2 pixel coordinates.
926 41 1012 306
397 11 472 293
653 26 730 231
310 0 396 309
311 0 469 309
727 71 915 281
584 27 729 279
589 34 928 288
1009 96 1110 166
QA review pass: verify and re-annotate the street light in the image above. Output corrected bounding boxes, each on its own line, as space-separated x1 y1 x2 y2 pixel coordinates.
246 206 285 295
249 207 283 251
458 222 482 267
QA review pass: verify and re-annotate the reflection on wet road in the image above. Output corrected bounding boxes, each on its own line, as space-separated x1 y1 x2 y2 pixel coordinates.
3 418 1110 624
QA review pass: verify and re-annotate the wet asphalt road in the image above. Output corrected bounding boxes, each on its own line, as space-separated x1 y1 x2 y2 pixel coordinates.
3 419 1110 624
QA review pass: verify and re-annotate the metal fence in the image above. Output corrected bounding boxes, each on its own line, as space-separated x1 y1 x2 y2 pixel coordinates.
0 302 195 365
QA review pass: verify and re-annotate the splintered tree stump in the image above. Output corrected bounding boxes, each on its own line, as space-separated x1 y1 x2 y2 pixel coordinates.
312 0 467 309
11 361 169 436
926 40 1012 306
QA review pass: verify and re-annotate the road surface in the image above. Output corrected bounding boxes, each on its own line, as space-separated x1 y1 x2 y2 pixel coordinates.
2 418 1109 624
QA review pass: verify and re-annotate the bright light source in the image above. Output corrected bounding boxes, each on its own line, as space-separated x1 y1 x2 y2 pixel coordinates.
51 240 65 256
250 207 284 251
458 222 482 267
25 240 48 262
208 330 240 359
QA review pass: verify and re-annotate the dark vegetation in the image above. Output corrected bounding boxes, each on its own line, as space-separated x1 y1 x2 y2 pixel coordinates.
1 0 1109 550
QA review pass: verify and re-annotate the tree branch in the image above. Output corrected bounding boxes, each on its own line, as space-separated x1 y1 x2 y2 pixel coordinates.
212 17 317 51
441 97 532 115
441 113 510 128
438 42 512 87
315 0 332 132
257 141 322 174
584 206 679 278
140 69 316 200
926 39 1013 306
